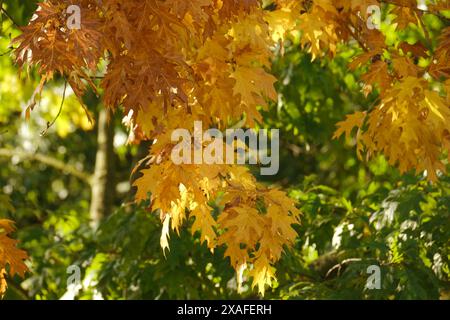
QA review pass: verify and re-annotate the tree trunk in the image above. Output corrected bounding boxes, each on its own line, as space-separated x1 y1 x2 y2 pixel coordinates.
89 108 115 229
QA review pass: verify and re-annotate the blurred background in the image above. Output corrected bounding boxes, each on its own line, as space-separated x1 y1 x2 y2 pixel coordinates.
0 0 448 300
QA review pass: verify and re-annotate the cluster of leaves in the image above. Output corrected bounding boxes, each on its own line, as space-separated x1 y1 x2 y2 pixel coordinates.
2 0 449 297
320 0 450 182
12 0 304 295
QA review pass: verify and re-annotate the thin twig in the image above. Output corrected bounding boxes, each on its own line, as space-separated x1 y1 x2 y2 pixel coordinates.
41 80 67 136
0 6 20 28
325 258 363 278
0 47 13 56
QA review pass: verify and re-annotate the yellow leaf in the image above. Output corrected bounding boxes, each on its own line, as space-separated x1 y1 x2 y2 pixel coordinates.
231 67 278 104
356 77 450 182
248 254 276 296
334 111 367 140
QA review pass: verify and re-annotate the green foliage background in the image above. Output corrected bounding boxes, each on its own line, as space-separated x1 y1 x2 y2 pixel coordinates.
0 0 448 300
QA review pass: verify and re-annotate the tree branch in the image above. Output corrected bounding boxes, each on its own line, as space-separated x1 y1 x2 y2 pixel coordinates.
0 148 92 184
89 108 115 229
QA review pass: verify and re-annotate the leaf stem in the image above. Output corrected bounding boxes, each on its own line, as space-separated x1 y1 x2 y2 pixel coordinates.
41 80 67 136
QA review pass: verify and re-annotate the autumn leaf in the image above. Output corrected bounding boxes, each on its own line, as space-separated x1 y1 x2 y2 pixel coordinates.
361 60 392 95
392 55 420 78
0 219 28 298
334 111 367 140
